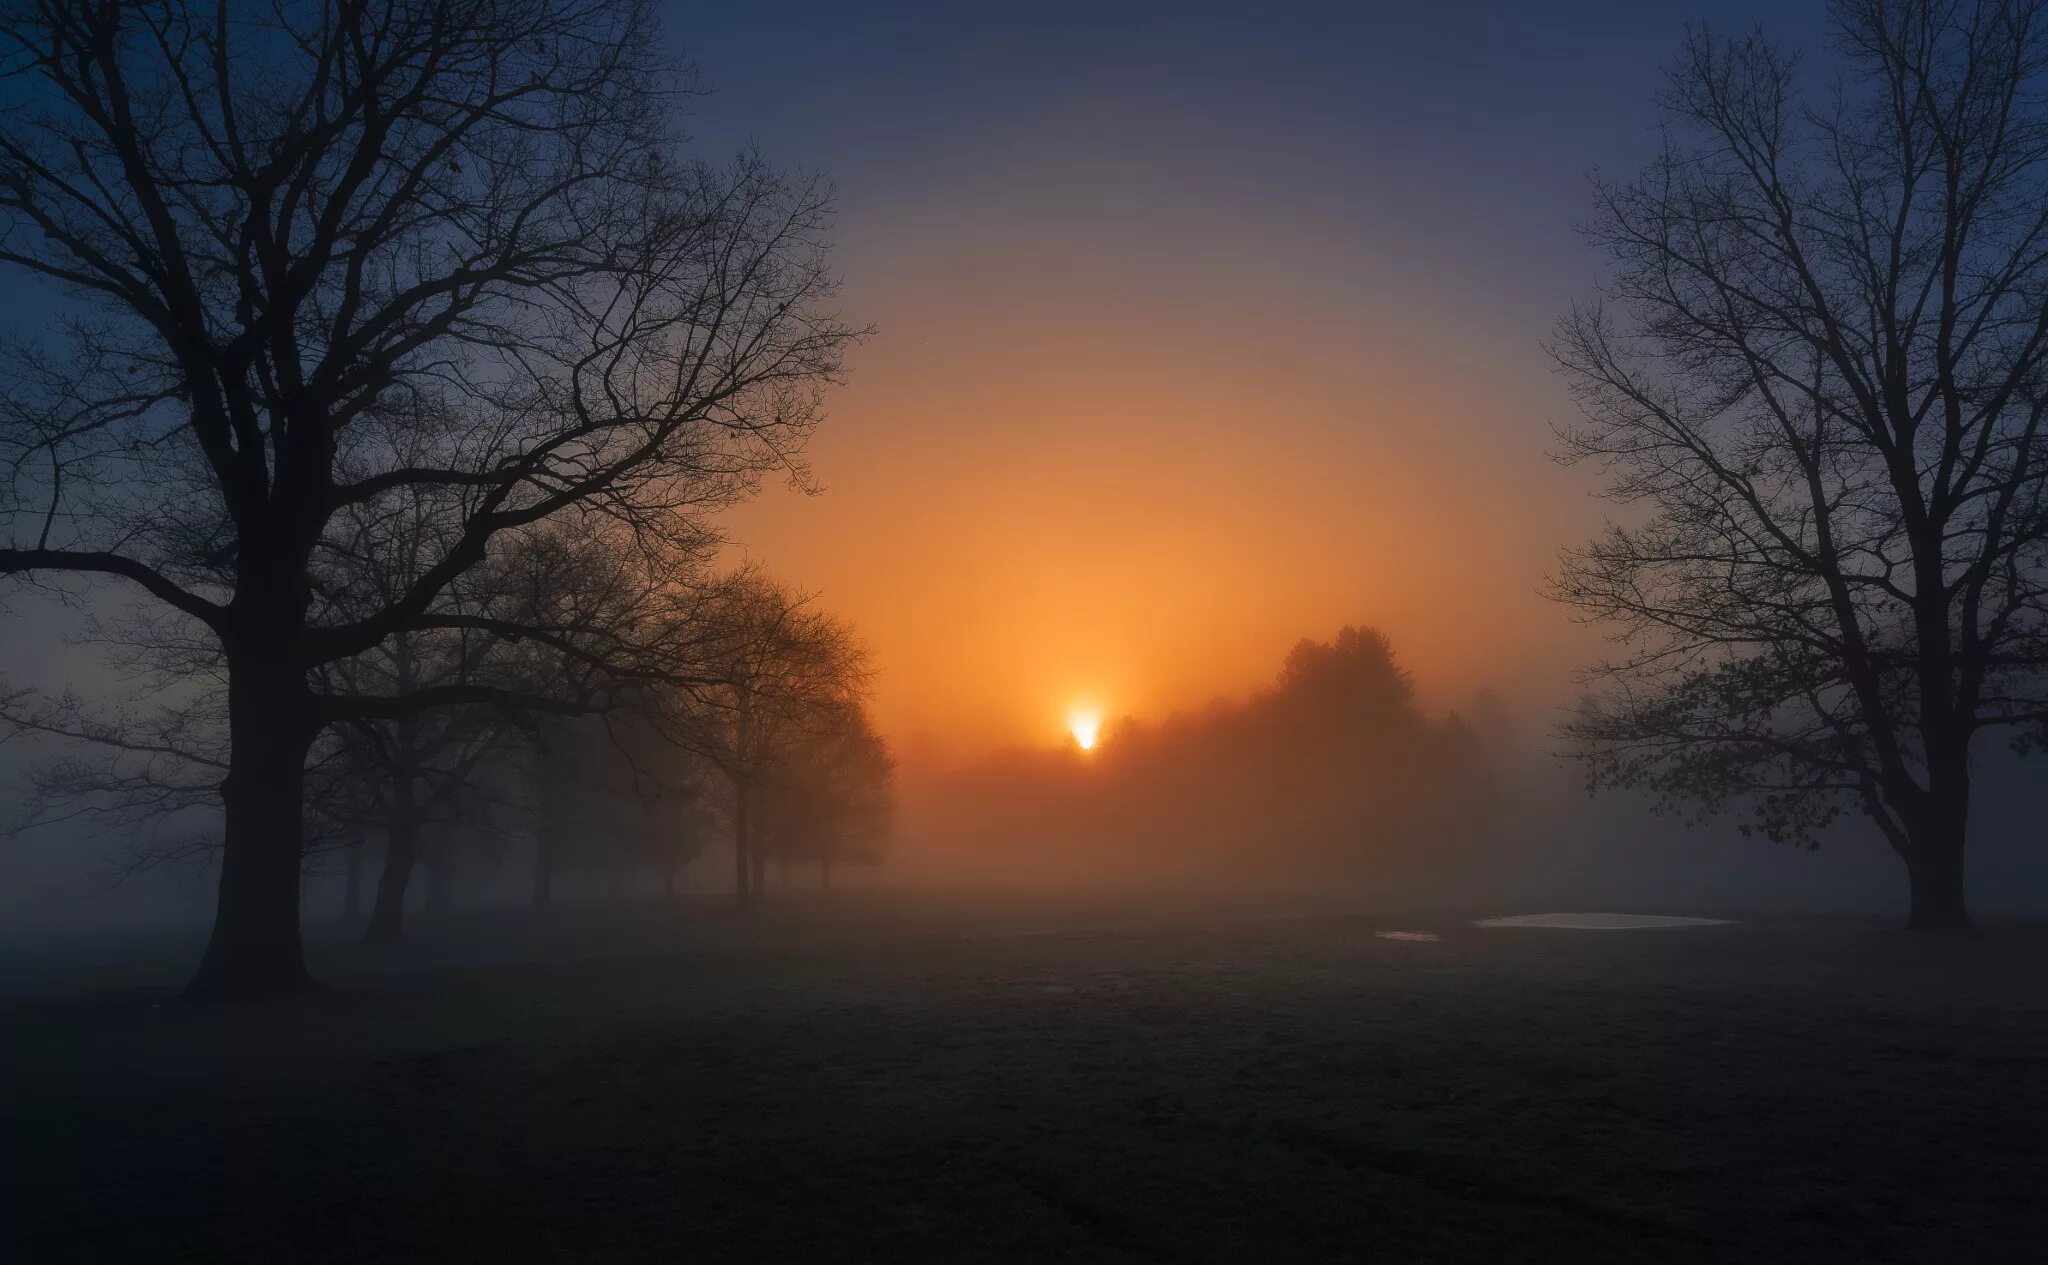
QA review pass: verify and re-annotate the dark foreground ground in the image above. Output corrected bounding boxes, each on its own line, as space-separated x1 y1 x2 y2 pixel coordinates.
5 896 2046 1263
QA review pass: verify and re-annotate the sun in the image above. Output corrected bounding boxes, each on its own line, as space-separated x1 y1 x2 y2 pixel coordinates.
1068 710 1102 751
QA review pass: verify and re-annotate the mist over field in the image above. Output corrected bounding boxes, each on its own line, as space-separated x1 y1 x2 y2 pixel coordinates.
8 609 2045 951
7 1 2048 1262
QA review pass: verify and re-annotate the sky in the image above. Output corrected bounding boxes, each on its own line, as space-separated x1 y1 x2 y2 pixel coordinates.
645 0 1841 759
0 0 1833 762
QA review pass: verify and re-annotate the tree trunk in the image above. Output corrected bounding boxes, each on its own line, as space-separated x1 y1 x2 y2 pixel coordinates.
750 847 768 906
343 838 363 924
532 738 559 909
424 845 452 916
363 785 419 945
732 780 752 912
532 832 556 908
664 861 678 900
184 661 316 1002
821 853 832 888
1905 821 1971 933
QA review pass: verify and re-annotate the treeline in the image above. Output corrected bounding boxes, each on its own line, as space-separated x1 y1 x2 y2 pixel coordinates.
11 562 896 938
516 600 894 916
327 570 895 941
339 662 892 933
922 627 1497 884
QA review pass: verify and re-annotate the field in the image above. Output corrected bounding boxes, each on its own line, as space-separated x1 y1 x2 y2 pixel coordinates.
6 896 2045 1262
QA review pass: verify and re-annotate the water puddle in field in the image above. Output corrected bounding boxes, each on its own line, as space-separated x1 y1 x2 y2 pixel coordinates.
1375 930 1443 942
1473 913 1734 930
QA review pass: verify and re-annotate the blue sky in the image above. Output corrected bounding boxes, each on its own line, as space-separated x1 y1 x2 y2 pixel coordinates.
668 0 1835 322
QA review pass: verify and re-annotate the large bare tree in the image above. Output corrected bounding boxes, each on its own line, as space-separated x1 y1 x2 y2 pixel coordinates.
0 0 854 996
1552 0 2048 931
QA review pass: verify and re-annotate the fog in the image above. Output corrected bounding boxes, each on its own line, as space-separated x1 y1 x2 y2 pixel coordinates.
7 1 2048 1260
9 594 2048 1265
8 615 2043 954
860 643 2046 921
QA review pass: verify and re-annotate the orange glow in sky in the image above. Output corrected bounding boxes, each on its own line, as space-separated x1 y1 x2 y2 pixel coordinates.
1068 710 1103 751
718 141 1607 765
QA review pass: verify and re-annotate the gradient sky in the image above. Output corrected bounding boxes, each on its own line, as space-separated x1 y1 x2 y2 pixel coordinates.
661 1 1836 758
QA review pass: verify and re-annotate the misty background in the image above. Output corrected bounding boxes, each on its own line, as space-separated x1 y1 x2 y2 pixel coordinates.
4 0 2045 942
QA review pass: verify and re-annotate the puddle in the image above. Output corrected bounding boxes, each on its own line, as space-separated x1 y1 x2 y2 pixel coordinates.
1473 913 1734 930
1375 930 1443 942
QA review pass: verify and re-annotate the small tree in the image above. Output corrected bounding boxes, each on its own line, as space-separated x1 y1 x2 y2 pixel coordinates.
326 634 519 945
1552 1 2048 930
757 696 893 886
648 572 869 909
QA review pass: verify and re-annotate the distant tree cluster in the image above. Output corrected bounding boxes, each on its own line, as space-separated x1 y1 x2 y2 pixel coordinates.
524 707 714 911
922 627 1497 884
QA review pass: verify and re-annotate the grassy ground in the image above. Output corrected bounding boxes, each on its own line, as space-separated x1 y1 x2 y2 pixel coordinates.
5 896 2045 1262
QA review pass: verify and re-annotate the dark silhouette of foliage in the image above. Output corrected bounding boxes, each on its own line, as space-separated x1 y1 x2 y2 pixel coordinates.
920 626 1494 884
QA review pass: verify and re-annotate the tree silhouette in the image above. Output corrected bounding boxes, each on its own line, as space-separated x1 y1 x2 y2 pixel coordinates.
0 0 854 996
645 572 871 909
756 695 894 887
1552 1 2048 930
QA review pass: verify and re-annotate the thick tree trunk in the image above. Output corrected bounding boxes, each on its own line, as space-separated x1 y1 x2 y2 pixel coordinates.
1896 735 1973 933
664 862 678 900
1896 595 1975 934
184 662 316 1002
363 789 419 945
1905 822 1970 933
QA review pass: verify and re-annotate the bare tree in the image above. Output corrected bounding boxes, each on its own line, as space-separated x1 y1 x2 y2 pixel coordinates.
755 695 894 888
325 633 518 944
0 0 855 996
647 572 869 909
1551 0 2048 931
522 700 711 905
0 653 369 888
0 502 694 933
315 490 698 943
0 674 231 876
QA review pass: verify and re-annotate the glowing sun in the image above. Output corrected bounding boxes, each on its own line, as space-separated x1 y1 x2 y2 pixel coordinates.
1068 710 1102 751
